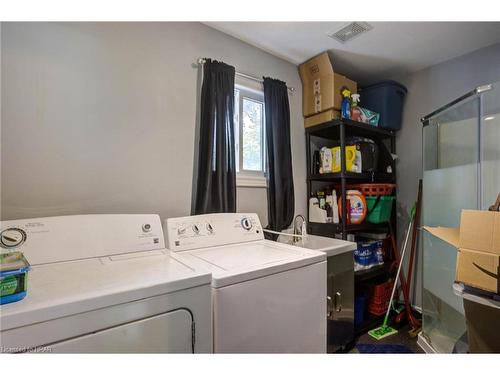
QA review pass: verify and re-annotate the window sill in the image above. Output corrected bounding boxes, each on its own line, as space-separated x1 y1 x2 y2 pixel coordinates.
236 174 268 188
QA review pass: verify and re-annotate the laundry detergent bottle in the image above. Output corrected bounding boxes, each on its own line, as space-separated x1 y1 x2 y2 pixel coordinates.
338 190 367 225
341 88 351 119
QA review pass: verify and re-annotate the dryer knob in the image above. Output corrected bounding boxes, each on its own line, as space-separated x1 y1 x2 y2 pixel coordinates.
0 228 27 249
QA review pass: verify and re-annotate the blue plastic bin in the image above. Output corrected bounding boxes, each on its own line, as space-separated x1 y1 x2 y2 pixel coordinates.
360 80 407 131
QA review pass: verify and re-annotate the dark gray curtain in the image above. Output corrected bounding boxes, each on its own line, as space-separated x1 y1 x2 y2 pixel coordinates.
193 59 236 214
263 77 295 235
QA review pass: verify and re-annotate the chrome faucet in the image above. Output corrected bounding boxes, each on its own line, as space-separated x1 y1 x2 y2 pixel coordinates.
293 214 306 243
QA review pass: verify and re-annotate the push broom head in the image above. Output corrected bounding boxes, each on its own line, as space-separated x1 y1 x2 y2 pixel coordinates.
368 324 398 340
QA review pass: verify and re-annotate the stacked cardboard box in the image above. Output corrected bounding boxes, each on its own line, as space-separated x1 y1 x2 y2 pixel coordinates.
299 52 357 128
424 210 500 294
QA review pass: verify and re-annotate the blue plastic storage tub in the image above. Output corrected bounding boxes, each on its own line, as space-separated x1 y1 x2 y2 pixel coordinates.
360 80 407 131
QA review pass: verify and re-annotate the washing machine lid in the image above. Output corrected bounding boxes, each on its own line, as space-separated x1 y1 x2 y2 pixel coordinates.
178 240 326 288
0 249 211 331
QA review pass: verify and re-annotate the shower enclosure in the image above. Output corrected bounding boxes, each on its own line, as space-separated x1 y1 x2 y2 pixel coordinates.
419 82 500 353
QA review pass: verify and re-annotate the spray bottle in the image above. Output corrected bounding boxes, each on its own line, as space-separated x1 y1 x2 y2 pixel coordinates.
332 190 340 224
350 93 362 122
341 88 351 119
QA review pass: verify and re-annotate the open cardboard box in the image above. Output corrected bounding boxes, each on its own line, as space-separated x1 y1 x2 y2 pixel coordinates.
299 52 357 117
424 210 500 294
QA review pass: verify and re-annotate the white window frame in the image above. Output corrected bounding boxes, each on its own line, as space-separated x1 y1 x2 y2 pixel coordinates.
234 82 267 188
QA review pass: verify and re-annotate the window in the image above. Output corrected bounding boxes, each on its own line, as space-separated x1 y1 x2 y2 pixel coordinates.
234 84 267 187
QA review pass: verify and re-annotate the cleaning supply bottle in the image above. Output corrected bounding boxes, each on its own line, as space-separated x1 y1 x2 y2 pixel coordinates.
325 194 333 223
332 190 339 224
350 93 362 122
309 196 327 223
341 88 351 119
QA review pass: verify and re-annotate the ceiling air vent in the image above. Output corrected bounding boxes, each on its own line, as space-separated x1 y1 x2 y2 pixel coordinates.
328 22 373 43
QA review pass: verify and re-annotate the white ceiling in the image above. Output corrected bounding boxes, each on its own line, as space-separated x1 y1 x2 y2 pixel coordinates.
205 22 500 85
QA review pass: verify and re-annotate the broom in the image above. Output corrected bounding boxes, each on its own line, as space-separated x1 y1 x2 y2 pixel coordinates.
368 204 416 340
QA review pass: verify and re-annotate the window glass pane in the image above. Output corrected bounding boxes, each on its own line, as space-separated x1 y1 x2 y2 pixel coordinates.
242 98 263 171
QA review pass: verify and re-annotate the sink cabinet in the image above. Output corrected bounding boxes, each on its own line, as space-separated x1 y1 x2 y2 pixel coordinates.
327 251 354 352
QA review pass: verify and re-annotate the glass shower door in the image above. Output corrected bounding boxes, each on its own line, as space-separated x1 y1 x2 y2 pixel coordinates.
481 84 500 210
421 96 479 353
421 82 500 353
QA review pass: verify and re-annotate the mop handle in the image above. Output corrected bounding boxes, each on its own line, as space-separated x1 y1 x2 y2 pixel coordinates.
383 214 414 325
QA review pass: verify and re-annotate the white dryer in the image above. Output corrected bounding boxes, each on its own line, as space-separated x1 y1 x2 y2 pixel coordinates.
0 215 212 353
165 213 327 353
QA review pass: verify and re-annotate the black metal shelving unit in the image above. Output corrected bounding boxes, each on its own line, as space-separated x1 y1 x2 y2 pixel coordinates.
305 118 397 240
305 118 398 335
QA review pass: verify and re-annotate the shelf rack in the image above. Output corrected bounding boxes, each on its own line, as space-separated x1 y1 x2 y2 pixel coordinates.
305 118 397 241
306 119 398 337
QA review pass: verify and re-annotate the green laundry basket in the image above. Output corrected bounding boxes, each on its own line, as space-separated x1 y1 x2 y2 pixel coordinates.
365 196 395 223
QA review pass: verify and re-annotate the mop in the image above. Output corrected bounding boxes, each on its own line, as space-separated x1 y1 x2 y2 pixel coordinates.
368 205 415 340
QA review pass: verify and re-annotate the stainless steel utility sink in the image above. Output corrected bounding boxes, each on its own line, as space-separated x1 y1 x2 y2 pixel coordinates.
278 232 356 257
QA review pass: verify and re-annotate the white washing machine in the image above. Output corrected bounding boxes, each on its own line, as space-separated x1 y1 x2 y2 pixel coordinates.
0 214 212 353
164 213 327 353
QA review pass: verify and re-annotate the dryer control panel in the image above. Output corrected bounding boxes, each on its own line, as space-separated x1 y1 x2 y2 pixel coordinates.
165 213 264 252
0 214 165 265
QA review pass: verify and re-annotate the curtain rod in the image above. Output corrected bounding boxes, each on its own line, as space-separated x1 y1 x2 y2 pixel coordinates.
196 58 295 93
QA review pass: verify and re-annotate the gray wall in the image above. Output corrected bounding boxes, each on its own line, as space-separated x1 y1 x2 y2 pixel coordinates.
394 42 500 308
1 22 306 225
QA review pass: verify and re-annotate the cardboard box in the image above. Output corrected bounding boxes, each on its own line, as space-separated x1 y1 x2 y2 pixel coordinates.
458 209 500 255
424 210 500 293
304 109 340 128
299 52 357 117
456 249 500 293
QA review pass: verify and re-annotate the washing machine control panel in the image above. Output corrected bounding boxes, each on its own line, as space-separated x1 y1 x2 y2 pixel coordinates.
165 213 263 252
240 217 253 231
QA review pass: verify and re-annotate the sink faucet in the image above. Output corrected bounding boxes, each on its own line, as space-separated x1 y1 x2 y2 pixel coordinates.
293 214 306 243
